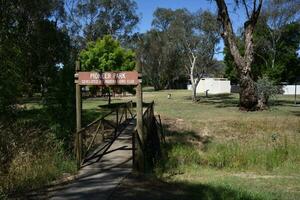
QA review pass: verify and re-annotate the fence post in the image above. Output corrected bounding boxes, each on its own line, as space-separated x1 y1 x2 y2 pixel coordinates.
75 60 82 169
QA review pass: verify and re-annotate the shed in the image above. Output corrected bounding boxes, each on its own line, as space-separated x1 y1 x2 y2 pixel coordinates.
188 78 231 94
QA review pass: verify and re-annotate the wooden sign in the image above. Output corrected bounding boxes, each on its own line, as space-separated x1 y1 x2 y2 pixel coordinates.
77 71 139 86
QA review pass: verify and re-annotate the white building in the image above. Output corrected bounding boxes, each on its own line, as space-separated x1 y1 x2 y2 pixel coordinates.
282 85 300 95
188 78 231 94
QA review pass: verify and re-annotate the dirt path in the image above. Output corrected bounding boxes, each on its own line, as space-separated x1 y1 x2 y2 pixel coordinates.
48 120 135 200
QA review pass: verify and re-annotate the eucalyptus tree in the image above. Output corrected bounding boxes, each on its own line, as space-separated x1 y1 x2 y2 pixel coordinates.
153 8 220 101
215 0 263 110
183 10 220 101
64 0 139 45
262 0 300 71
223 0 300 85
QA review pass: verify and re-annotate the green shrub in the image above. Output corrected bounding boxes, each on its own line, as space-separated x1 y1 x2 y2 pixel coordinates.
255 76 280 109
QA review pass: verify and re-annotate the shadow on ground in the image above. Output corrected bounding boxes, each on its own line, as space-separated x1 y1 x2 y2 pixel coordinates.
184 94 239 108
200 94 239 108
290 110 300 117
109 174 262 200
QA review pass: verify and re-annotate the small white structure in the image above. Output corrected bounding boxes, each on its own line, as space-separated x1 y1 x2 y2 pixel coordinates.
188 78 231 94
282 85 300 95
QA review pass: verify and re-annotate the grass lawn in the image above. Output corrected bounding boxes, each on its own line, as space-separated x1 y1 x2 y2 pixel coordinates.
83 89 300 200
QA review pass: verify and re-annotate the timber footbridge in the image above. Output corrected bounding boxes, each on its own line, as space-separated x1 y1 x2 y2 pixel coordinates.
49 101 164 200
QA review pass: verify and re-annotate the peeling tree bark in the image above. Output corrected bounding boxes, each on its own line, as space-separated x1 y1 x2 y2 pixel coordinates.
215 0 263 110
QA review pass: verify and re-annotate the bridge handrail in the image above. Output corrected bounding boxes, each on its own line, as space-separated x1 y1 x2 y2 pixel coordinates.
78 101 133 133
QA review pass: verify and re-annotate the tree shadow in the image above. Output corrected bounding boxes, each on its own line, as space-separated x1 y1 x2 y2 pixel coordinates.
290 111 300 117
184 94 239 108
200 94 239 108
271 99 299 107
110 174 263 200
163 123 211 147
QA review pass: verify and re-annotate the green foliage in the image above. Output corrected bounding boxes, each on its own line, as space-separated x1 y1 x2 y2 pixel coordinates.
136 8 221 90
44 61 76 150
224 47 239 84
80 35 135 71
0 44 21 116
0 0 70 115
255 76 280 107
136 30 184 90
224 12 300 84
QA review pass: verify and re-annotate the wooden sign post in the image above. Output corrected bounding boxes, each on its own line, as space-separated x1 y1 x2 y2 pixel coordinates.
75 61 82 169
135 61 144 172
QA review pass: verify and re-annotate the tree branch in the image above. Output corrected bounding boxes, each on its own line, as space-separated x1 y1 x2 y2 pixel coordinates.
242 0 250 19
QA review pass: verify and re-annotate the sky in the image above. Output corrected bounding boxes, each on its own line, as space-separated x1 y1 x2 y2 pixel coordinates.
134 0 248 61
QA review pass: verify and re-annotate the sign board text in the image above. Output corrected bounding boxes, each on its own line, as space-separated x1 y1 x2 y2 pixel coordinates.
77 71 139 86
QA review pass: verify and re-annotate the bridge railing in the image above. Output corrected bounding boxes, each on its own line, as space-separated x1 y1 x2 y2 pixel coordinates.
132 101 165 172
75 101 135 168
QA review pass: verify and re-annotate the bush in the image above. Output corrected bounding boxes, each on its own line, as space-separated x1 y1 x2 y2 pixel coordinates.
255 76 280 109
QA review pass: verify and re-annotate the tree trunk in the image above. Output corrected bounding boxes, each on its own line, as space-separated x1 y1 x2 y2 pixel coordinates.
191 79 200 102
239 72 258 110
191 80 197 102
189 54 198 102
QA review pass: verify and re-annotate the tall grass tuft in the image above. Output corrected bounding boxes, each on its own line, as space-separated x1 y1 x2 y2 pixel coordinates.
0 143 76 196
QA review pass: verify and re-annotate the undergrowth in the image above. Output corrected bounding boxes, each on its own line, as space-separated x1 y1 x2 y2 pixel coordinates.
0 107 77 197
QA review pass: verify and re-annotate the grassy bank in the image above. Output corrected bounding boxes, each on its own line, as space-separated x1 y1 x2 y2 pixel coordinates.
0 105 77 198
95 89 300 200
151 90 300 199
